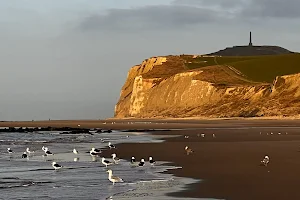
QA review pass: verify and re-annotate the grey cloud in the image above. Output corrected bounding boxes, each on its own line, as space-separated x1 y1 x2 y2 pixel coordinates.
242 0 300 18
174 0 300 19
172 0 244 9
79 0 300 33
79 5 224 32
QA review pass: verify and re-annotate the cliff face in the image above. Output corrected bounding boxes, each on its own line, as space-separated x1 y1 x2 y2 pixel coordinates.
115 56 300 118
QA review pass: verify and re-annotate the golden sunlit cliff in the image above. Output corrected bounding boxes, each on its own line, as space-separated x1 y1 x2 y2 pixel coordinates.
114 53 300 119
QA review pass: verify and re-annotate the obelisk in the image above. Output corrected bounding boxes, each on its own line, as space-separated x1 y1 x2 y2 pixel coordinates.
249 31 253 46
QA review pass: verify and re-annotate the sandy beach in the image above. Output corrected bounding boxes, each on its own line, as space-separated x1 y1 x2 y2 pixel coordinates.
2 119 300 199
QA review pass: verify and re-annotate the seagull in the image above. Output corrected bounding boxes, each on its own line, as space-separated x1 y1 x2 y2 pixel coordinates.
102 157 113 167
108 142 116 149
149 156 156 165
90 148 101 156
42 146 46 151
138 158 145 167
212 134 216 138
201 134 205 138
185 146 193 155
92 147 101 153
261 155 270 166
21 152 28 158
44 147 53 156
26 147 34 155
73 148 79 155
52 161 62 170
112 153 120 164
130 156 138 167
7 148 13 154
184 135 189 139
106 169 123 185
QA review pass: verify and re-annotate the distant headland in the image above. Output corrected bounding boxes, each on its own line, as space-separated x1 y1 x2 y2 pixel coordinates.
114 33 299 119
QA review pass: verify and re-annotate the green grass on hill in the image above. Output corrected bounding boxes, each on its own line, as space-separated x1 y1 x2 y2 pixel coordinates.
230 54 300 83
181 55 259 69
182 54 300 83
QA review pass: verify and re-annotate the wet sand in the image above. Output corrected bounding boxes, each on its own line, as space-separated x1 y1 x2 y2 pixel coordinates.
109 130 300 200
2 119 300 199
101 120 300 200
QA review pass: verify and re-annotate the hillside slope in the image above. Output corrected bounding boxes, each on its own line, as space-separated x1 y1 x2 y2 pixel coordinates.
208 45 293 56
114 54 300 118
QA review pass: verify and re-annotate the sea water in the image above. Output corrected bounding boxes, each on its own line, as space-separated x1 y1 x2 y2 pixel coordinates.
0 131 205 200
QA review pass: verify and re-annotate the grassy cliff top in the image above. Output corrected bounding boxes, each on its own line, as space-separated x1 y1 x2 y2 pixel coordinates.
139 44 298 85
181 53 300 83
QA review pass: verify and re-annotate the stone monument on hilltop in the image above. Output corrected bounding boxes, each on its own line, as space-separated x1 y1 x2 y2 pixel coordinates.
249 31 253 46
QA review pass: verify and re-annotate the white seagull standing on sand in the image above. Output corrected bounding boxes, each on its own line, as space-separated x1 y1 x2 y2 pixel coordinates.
7 148 13 154
52 162 62 170
21 152 28 158
261 155 270 166
138 158 145 167
130 156 138 167
90 148 101 156
73 148 79 155
102 157 113 167
44 147 53 156
149 157 156 165
26 147 34 155
112 153 120 164
108 142 116 149
185 146 193 155
106 169 123 185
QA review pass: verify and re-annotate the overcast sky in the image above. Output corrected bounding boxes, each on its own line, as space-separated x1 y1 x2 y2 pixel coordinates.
0 0 299 120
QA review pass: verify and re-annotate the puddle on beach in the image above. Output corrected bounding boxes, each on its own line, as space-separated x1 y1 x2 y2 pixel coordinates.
0 131 201 200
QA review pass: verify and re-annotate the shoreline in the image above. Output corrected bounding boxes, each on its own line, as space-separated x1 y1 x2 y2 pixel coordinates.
3 120 300 199
1 118 300 131
109 116 300 120
102 123 300 200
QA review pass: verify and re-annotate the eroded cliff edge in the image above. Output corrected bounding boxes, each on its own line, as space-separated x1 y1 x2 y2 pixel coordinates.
115 55 300 118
